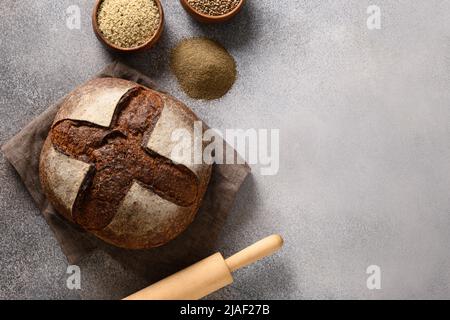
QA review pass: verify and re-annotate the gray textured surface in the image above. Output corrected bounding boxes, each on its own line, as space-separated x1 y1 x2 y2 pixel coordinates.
1 0 450 299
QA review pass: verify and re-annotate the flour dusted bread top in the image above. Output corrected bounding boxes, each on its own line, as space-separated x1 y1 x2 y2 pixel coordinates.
39 78 212 249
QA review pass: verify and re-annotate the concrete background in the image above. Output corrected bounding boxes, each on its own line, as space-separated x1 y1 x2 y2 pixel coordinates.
1 0 450 299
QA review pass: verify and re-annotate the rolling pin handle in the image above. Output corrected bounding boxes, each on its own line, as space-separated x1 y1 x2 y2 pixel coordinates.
225 234 284 273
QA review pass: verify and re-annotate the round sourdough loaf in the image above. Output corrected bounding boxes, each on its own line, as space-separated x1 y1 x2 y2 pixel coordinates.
39 78 212 249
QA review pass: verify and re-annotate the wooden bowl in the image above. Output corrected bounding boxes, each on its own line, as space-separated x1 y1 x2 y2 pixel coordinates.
180 0 245 23
92 0 164 53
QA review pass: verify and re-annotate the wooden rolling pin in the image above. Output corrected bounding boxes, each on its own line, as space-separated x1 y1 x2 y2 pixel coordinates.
124 234 284 300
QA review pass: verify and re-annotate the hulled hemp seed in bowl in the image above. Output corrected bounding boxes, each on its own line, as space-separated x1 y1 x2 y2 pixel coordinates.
96 0 161 49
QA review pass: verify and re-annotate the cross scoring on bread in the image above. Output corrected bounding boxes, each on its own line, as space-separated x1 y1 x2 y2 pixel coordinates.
51 88 199 230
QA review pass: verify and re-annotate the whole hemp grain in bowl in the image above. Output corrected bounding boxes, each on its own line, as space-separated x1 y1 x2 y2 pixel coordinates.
188 0 241 16
97 0 160 49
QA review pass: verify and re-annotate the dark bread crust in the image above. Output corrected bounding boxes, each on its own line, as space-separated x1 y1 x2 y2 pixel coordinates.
39 78 212 249
51 88 199 230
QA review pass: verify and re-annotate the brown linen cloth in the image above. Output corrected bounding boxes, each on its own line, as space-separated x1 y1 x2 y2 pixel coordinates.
1 62 250 292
